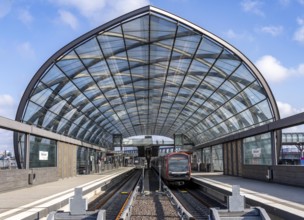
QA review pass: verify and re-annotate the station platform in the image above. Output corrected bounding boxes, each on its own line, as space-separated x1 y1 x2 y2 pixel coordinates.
0 167 134 220
192 172 304 220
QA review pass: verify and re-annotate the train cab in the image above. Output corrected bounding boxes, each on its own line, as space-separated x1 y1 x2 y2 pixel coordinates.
152 152 191 186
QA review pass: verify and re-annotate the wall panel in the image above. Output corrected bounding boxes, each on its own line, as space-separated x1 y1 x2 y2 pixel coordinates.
57 142 77 178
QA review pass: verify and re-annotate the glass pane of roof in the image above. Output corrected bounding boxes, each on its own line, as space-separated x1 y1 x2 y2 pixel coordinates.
219 80 238 96
230 96 247 112
169 58 191 74
204 72 225 88
58 80 78 97
246 81 267 101
187 63 209 81
19 7 278 148
30 85 53 107
150 14 177 41
22 101 41 123
73 71 94 90
90 60 110 79
56 51 84 78
107 54 129 74
83 85 100 99
214 49 241 76
174 32 200 55
210 92 226 105
122 15 149 40
253 99 273 121
42 110 57 128
71 92 86 106
41 65 65 86
127 45 149 63
150 43 172 63
75 38 103 68
197 36 222 56
232 64 255 89
98 28 124 58
49 99 66 115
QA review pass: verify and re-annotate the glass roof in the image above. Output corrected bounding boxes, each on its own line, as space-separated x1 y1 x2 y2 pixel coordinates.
16 6 279 148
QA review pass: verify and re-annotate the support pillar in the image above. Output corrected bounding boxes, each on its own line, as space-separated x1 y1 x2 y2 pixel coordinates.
24 134 30 169
174 133 183 152
271 131 276 165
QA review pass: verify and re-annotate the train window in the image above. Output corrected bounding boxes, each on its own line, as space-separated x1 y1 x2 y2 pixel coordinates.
168 155 189 172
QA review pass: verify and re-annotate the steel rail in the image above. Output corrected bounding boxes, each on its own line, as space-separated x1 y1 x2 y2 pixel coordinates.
163 185 195 220
118 177 142 220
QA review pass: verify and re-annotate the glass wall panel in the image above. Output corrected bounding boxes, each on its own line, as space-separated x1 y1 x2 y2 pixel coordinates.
29 135 57 168
243 132 272 165
77 146 88 174
202 147 211 164
212 145 223 171
16 132 26 168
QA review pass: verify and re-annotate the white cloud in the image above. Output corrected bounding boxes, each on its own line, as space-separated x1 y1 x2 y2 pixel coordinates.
226 29 238 39
297 17 304 25
241 0 264 16
16 42 35 59
0 129 14 154
51 0 107 17
256 55 304 83
260 25 283 36
277 101 304 118
0 94 14 106
277 101 304 133
18 8 33 25
282 126 304 133
255 55 289 83
294 18 304 44
51 0 149 25
58 9 78 30
298 0 304 5
0 94 16 119
224 29 254 42
0 0 12 18
106 0 149 18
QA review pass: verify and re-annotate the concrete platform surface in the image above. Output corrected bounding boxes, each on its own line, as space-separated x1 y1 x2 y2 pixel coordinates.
192 172 304 219
0 167 134 220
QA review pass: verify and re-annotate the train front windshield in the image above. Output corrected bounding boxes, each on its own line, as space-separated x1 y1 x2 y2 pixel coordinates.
168 154 189 172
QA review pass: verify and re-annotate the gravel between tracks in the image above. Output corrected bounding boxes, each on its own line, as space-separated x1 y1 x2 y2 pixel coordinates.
131 193 179 220
131 169 179 220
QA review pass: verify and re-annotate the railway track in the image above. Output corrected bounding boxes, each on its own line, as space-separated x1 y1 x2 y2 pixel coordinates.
171 188 210 220
88 168 226 220
170 182 227 220
88 169 141 220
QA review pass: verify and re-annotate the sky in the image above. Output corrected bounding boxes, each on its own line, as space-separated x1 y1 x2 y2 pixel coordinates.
1 0 304 152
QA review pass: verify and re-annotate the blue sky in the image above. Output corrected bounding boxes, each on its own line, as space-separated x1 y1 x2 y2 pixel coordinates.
1 0 304 151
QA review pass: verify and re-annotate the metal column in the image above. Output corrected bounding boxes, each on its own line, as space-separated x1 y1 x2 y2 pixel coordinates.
24 133 30 169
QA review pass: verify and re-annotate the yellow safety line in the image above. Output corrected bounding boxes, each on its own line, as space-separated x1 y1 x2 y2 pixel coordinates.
115 191 131 220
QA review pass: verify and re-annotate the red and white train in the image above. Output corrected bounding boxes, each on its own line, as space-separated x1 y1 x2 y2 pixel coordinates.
151 152 191 186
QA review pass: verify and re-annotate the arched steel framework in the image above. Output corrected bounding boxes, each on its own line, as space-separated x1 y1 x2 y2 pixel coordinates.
15 6 280 153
